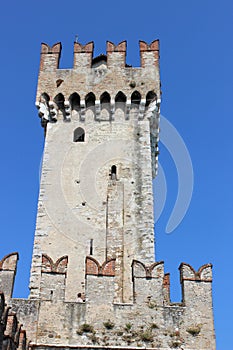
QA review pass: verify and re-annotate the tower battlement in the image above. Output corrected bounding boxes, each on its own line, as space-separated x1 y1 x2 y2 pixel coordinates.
1 252 215 349
1 37 216 349
36 40 160 129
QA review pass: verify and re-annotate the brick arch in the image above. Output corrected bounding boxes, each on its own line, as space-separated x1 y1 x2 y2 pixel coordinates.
42 254 68 274
0 252 18 271
74 41 94 53
41 42 61 54
100 259 115 276
107 41 127 52
132 260 164 278
179 262 212 282
86 257 115 276
54 256 68 274
86 256 100 275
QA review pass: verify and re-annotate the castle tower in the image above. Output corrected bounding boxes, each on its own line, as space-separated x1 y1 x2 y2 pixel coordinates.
30 40 160 304
0 39 216 350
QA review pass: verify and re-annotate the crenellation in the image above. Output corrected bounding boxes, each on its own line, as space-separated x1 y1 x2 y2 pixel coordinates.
40 43 62 72
73 42 94 69
0 253 18 302
139 40 160 68
107 41 127 68
1 37 215 349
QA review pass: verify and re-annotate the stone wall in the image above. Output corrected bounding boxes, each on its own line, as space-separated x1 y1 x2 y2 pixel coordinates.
5 252 215 349
0 291 27 350
0 39 216 350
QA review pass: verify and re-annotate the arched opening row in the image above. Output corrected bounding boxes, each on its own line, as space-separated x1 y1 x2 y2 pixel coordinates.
40 91 157 112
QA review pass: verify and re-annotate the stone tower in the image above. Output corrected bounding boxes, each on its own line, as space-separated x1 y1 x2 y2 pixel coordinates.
0 40 216 350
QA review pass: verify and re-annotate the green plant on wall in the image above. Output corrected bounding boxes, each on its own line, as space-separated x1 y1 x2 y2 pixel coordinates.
186 324 202 336
103 320 115 330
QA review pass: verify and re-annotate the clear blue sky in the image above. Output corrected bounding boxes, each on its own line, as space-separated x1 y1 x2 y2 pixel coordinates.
0 1 232 348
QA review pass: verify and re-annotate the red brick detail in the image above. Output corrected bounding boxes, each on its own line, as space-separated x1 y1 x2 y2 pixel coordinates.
86 257 115 276
41 254 52 272
163 273 170 287
179 262 213 283
139 40 159 52
55 256 68 273
0 252 18 271
139 40 159 68
101 259 115 276
86 257 99 275
40 42 61 71
41 42 61 54
5 312 18 338
41 254 68 274
107 41 127 52
163 273 171 303
74 41 94 53
18 330 26 350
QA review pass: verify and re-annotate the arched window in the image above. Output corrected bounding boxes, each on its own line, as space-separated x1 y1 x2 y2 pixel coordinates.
69 92 80 112
131 91 141 106
146 91 157 107
111 165 117 180
54 93 65 110
41 92 50 103
115 91 126 103
100 91 110 104
85 92 96 108
73 127 85 142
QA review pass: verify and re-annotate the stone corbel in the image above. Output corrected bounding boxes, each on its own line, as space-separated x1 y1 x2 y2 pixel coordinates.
64 100 71 121
110 98 115 120
48 101 57 121
145 99 157 119
126 99 131 120
139 98 146 120
35 101 50 120
80 100 86 120
95 100 101 119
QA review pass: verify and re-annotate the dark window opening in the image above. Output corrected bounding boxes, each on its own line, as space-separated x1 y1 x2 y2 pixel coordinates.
74 127 85 142
111 165 117 180
41 92 50 103
100 92 111 115
90 239 93 255
69 92 80 112
146 91 157 107
54 93 65 110
115 91 127 103
85 92 96 108
131 91 141 106
115 91 126 111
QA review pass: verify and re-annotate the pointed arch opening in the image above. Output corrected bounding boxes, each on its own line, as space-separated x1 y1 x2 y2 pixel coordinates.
69 92 80 112
73 127 85 142
54 93 67 120
40 92 50 103
85 92 96 109
100 91 111 104
146 91 157 107
115 91 126 104
100 91 111 118
54 93 65 110
131 91 141 107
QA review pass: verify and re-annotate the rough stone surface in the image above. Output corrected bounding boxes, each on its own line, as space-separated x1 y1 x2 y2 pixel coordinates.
1 39 216 350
